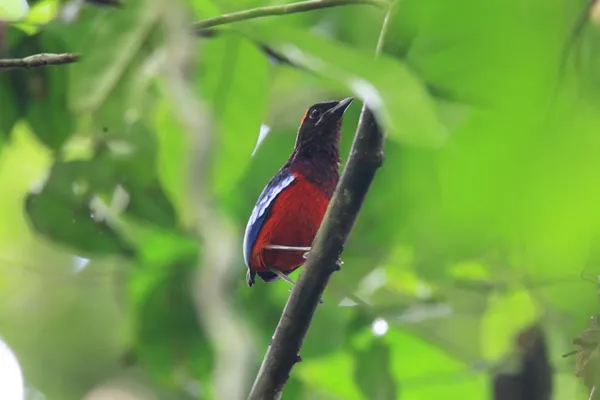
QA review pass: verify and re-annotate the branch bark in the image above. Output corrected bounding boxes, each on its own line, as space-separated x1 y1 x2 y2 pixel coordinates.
0 53 80 70
492 325 552 400
246 8 392 400
193 0 388 30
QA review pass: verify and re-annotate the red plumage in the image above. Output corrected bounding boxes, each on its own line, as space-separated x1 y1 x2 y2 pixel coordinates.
250 172 331 276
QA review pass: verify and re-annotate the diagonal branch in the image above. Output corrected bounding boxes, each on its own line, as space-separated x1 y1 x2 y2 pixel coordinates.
246 7 392 400
492 325 552 400
193 0 389 30
0 53 80 70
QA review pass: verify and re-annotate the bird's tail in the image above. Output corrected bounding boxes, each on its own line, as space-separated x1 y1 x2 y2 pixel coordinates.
246 270 256 287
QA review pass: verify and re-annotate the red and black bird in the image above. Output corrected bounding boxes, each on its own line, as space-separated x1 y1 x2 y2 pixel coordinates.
243 97 353 287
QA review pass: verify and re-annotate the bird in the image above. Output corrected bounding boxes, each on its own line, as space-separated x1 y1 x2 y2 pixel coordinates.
243 97 353 287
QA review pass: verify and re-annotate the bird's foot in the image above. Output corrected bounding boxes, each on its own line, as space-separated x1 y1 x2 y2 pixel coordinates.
265 244 311 252
266 266 297 286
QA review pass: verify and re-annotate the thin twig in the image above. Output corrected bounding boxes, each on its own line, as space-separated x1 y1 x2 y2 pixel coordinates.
0 53 80 70
193 0 388 30
246 6 393 400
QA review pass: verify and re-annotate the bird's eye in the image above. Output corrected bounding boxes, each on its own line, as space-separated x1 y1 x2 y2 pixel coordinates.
308 108 321 120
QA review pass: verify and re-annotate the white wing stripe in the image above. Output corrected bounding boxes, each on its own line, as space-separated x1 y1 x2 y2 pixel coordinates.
248 174 295 226
243 173 295 266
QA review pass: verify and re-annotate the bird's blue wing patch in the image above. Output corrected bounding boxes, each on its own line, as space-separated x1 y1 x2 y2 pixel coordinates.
243 171 295 268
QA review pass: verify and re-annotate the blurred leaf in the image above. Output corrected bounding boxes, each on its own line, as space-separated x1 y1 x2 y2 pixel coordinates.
243 21 447 147
68 0 160 113
154 100 192 224
385 329 487 399
97 122 179 229
302 304 352 358
384 282 491 364
188 0 220 19
122 181 178 229
0 0 29 21
12 0 59 34
353 338 398 400
27 37 73 149
24 161 135 257
10 32 73 150
101 122 158 185
480 286 539 362
22 119 180 252
41 4 100 49
296 351 363 400
128 260 213 388
0 73 20 138
198 35 270 201
85 0 124 7
93 26 161 131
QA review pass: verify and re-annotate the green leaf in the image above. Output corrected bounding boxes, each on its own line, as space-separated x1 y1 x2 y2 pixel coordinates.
11 0 59 34
295 351 363 400
128 260 213 388
97 122 179 229
382 282 492 364
92 27 161 132
244 22 447 147
0 0 29 21
28 36 73 149
24 161 135 257
22 126 179 254
10 32 74 150
302 303 352 358
198 35 270 200
0 28 28 138
68 0 160 113
385 329 487 399
121 181 178 230
0 73 21 138
480 286 539 362
353 338 399 400
153 100 192 224
100 122 159 186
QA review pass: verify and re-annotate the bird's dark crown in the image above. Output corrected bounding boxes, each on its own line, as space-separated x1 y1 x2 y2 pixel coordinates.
289 97 353 163
286 98 353 195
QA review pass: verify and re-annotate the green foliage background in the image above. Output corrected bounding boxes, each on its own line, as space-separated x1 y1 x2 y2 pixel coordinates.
0 0 599 399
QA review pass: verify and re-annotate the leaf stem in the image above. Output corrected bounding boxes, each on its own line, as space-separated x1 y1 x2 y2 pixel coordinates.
193 0 389 30
246 5 393 400
0 53 80 70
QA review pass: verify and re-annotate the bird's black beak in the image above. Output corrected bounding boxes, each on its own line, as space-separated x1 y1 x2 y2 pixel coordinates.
316 97 353 126
327 97 353 117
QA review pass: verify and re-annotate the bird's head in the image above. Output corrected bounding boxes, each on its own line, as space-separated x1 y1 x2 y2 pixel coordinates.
292 97 353 159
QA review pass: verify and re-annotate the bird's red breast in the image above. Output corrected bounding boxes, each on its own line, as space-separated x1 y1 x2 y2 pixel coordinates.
249 172 332 276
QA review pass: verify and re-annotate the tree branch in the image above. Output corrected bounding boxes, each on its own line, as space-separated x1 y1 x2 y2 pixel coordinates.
193 0 389 31
246 8 392 400
0 53 80 70
492 325 552 400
